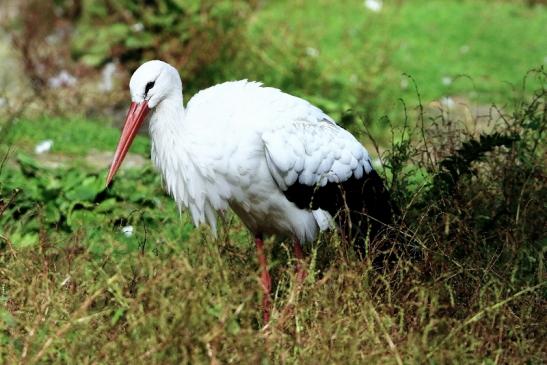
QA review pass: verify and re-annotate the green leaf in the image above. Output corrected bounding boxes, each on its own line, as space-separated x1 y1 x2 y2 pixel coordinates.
80 53 107 67
226 318 240 335
95 198 118 213
111 308 126 326
17 153 39 174
206 304 222 319
67 208 101 229
44 203 61 224
65 175 104 202
10 232 38 248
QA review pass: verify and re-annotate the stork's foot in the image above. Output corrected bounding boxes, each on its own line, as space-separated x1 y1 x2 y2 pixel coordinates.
255 235 272 323
293 239 307 285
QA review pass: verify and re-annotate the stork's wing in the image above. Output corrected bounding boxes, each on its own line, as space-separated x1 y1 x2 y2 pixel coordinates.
262 118 374 213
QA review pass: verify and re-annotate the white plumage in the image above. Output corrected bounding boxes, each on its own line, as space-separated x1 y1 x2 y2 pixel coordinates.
107 60 391 322
145 68 373 242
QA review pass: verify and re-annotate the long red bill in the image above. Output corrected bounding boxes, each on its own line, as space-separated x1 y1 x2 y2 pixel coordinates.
106 101 150 186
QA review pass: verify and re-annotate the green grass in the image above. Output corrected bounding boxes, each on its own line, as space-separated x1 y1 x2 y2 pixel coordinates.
228 0 547 122
3 116 149 157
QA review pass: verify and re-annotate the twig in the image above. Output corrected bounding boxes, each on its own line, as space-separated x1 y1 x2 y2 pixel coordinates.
0 188 20 217
0 233 17 259
403 73 433 168
370 303 404 365
0 145 12 175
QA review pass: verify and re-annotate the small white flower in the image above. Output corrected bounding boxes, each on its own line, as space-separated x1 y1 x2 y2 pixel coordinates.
441 96 455 109
364 0 382 12
35 140 54 154
305 47 319 58
460 45 470 54
131 23 144 32
48 70 77 89
121 225 134 237
442 76 453 86
400 78 409 90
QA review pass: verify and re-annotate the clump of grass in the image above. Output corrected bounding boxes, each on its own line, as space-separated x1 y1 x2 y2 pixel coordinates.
1 69 546 363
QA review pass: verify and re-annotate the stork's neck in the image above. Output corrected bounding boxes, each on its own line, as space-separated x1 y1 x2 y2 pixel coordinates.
148 92 194 207
149 91 188 164
148 92 185 139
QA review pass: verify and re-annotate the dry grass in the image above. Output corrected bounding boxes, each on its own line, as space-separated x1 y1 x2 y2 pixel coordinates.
1 70 546 364
0 228 544 364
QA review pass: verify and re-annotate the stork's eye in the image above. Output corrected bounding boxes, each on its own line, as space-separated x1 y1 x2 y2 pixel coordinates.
144 81 155 96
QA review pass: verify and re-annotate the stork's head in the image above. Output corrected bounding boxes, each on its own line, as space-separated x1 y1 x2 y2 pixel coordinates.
129 60 182 108
106 60 182 186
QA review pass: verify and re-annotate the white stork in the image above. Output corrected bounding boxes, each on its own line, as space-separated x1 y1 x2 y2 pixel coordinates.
107 60 393 322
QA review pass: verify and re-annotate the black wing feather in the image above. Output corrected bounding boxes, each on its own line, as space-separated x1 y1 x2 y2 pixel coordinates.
283 169 394 255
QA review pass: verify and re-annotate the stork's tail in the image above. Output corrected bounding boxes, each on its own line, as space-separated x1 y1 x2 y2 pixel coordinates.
336 169 397 258
282 166 398 258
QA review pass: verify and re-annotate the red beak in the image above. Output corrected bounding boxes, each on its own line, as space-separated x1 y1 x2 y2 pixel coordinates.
106 101 150 186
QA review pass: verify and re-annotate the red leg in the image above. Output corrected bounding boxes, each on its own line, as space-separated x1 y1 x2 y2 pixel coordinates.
255 234 271 323
294 239 307 284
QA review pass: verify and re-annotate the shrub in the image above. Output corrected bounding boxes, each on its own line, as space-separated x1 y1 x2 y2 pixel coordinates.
383 67 546 288
70 0 254 80
5 0 255 114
